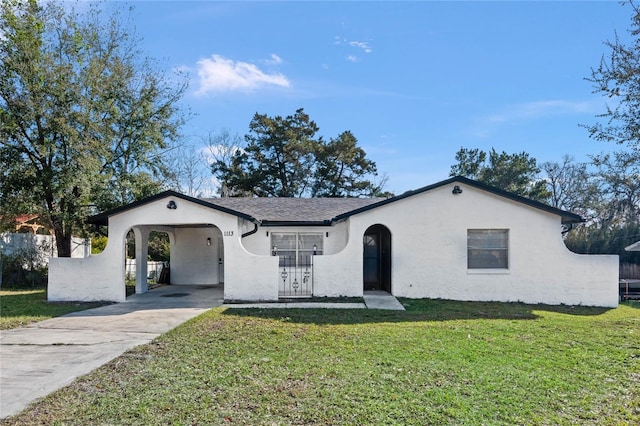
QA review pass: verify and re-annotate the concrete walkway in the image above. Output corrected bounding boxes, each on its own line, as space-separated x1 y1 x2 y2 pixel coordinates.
363 291 406 310
0 285 224 420
225 301 367 309
226 291 405 311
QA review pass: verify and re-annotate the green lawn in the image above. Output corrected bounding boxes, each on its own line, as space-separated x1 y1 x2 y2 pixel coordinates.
0 289 104 330
2 299 639 425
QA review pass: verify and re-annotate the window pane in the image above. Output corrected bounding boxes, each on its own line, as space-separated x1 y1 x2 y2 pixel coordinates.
468 230 508 269
272 233 296 251
468 230 507 249
298 252 314 266
298 234 323 251
278 251 296 268
272 232 323 268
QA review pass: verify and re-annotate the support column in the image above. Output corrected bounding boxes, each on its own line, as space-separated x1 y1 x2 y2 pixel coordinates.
133 227 149 294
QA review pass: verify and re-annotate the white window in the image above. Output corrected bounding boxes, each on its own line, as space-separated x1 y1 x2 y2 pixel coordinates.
271 233 323 267
467 229 508 269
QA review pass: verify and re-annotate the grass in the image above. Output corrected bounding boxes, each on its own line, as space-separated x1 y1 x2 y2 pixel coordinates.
2 299 639 425
0 288 105 330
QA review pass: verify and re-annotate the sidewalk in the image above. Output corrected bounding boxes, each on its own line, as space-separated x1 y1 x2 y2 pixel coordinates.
225 291 405 310
0 285 224 419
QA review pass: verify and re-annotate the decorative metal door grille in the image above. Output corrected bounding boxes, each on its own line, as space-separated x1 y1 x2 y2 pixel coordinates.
272 233 322 298
278 254 313 297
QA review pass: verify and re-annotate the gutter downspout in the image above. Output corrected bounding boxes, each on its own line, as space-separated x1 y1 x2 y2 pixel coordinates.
561 223 574 235
241 222 259 238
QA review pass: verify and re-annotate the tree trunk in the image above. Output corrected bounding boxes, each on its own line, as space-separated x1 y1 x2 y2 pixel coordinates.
52 222 72 258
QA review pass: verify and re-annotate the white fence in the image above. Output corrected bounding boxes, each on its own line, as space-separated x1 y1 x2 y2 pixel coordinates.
0 233 90 261
0 233 90 287
125 259 167 283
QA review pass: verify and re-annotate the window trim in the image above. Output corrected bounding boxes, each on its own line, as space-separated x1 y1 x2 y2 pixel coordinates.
271 232 323 267
467 229 509 272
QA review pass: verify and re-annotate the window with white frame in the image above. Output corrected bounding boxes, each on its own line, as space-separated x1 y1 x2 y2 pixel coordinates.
467 229 509 269
271 233 323 267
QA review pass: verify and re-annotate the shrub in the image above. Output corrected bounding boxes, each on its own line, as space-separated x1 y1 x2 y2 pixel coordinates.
0 241 50 289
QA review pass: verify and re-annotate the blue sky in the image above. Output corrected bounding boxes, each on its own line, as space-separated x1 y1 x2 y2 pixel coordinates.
126 1 630 195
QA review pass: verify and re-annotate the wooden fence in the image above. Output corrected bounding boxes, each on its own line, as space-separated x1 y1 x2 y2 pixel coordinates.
620 263 640 279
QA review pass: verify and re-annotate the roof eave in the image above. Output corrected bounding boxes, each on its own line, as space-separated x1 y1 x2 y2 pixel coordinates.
87 177 586 228
333 176 585 224
87 190 260 227
261 220 333 227
625 241 640 252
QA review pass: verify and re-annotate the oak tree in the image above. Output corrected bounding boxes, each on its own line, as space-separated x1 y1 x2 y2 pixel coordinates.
0 0 187 256
584 1 640 226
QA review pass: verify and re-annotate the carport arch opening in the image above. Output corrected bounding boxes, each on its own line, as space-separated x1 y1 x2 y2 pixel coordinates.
124 223 224 296
124 227 171 297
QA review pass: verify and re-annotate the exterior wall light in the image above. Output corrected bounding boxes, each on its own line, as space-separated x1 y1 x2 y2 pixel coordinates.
313 244 317 255
167 200 177 209
452 185 463 195
272 246 278 256
207 237 211 246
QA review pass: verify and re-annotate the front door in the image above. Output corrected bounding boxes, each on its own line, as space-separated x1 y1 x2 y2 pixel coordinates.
218 236 224 284
363 225 391 292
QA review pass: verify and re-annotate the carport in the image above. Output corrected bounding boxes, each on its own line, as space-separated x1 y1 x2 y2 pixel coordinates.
48 191 276 303
126 223 224 296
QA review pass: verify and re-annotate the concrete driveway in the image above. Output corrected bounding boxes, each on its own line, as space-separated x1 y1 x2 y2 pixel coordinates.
0 284 224 420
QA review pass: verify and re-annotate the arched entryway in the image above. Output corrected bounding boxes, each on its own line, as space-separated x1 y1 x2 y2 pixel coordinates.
124 224 223 297
363 224 392 293
124 226 175 297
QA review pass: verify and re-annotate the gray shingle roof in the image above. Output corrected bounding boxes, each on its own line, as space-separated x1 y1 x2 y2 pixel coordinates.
202 197 385 223
88 176 584 226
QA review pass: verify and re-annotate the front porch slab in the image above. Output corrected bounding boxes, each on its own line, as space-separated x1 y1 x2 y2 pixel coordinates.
363 292 406 310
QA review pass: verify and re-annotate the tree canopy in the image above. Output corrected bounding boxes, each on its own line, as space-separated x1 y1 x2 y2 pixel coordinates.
583 0 640 225
449 147 550 202
0 0 187 256
568 1 640 265
541 156 600 220
585 1 640 158
211 108 387 198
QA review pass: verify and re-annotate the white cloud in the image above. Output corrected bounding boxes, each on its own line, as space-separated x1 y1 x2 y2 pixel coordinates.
195 54 290 95
334 36 373 61
349 41 372 53
470 99 601 140
265 53 283 65
488 100 597 123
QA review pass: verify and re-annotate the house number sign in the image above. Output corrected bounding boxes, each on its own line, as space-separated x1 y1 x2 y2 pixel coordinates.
223 231 234 237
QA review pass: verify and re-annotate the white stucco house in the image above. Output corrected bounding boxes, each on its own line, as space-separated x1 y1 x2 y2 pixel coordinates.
48 176 619 307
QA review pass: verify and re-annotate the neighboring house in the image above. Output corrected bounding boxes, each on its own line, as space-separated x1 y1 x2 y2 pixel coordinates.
621 241 640 300
0 213 90 262
48 176 619 307
13 214 46 234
